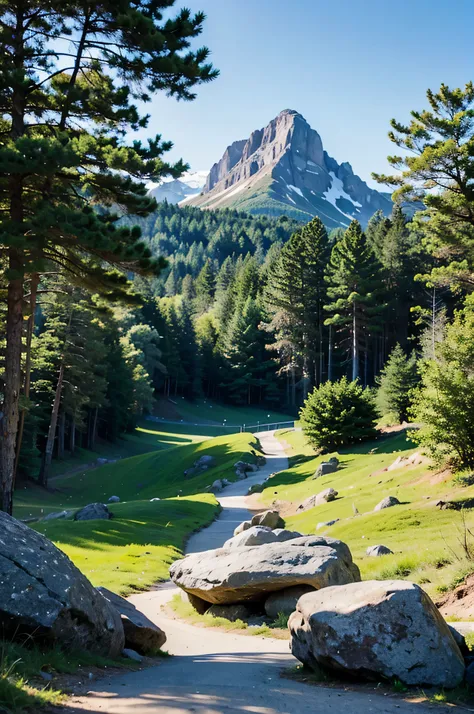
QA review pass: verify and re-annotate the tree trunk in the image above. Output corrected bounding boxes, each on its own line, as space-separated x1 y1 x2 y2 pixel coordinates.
69 417 76 455
58 411 66 459
328 325 333 382
91 407 98 448
291 361 296 407
39 363 64 487
352 304 359 381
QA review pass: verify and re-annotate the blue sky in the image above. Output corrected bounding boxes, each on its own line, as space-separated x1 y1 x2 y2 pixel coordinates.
146 0 474 188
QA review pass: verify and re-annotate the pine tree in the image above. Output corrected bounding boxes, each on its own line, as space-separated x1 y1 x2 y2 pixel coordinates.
376 344 419 423
264 217 330 403
324 220 385 382
195 259 216 313
0 1 217 512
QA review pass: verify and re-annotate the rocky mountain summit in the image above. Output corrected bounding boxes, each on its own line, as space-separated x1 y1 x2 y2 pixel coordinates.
148 170 208 206
186 109 392 228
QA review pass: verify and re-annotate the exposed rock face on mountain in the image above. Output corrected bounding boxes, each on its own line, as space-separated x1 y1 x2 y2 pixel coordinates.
187 110 392 228
148 170 208 206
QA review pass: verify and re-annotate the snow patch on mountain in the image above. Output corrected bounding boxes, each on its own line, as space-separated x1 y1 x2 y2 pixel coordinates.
323 172 362 210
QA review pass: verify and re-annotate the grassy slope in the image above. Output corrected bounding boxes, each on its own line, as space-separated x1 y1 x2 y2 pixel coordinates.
263 429 474 599
169 397 294 427
15 430 258 593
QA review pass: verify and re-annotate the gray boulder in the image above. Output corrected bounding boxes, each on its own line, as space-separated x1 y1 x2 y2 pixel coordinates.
366 545 393 557
209 479 223 494
75 503 111 521
289 580 465 688
313 458 339 479
374 496 400 512
250 510 284 529
234 461 258 473
195 455 216 468
235 470 247 480
223 526 302 549
169 536 360 605
233 520 252 536
297 488 338 512
122 648 142 663
208 603 253 622
108 496 120 503
0 512 124 657
97 587 166 655
264 585 315 619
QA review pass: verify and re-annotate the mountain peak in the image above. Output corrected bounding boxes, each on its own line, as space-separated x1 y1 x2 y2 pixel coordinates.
185 110 392 229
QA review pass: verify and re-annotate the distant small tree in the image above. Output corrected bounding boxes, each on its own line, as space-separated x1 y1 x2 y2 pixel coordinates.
376 344 419 423
411 294 474 468
300 377 378 451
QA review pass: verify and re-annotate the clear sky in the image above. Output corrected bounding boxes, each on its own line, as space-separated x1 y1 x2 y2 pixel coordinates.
145 0 474 188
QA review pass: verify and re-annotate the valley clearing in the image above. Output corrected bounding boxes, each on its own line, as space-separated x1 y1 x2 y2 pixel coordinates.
58 432 452 714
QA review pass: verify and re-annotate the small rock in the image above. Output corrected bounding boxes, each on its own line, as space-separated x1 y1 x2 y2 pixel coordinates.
122 648 143 663
207 603 253 622
374 496 400 512
97 587 166 655
297 488 338 512
265 585 315 618
108 496 120 503
209 479 223 494
75 503 111 521
42 510 71 522
366 545 394 557
250 510 284 529
313 458 339 479
317 519 339 529
39 671 53 681
233 520 252 536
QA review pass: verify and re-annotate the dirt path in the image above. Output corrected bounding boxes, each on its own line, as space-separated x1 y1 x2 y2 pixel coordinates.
63 432 444 714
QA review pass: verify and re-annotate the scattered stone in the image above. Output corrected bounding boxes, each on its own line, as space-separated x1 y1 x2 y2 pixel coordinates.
374 496 400 512
247 483 264 495
264 585 315 619
0 512 124 657
297 488 338 512
313 458 339 479
289 580 465 688
207 604 253 622
223 526 302 549
316 519 339 529
235 470 247 480
233 520 252 536
122 648 143 663
387 452 423 471
250 510 284 529
97 587 166 655
209 479 223 494
170 536 360 605
74 503 111 521
42 510 72 522
196 455 216 468
108 496 120 503
39 671 53 681
234 461 258 473
366 545 394 557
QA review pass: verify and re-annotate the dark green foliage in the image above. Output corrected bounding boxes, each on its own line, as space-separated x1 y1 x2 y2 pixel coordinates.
300 377 378 451
376 344 419 423
412 295 474 468
324 221 386 381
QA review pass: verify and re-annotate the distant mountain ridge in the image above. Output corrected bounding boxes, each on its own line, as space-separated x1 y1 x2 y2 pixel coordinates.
185 109 392 229
147 170 208 206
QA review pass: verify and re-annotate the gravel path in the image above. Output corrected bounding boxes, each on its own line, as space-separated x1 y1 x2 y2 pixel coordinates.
63 432 443 714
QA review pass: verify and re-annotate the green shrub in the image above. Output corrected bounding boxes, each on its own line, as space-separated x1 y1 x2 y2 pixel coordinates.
299 377 378 451
376 344 419 423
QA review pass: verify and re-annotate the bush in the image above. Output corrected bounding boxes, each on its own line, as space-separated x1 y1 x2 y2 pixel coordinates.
299 377 378 451
411 295 474 469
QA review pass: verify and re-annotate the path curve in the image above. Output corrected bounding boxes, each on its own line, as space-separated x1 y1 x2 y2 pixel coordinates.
64 432 443 714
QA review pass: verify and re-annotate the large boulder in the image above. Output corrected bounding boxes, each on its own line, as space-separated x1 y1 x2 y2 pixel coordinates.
374 496 400 512
169 536 360 605
97 587 166 655
0 512 124 657
223 526 302 549
289 580 465 688
297 488 338 512
207 604 253 622
250 510 284 529
74 503 111 521
264 585 315 619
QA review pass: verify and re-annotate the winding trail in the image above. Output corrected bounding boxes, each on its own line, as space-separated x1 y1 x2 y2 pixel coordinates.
65 432 443 714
